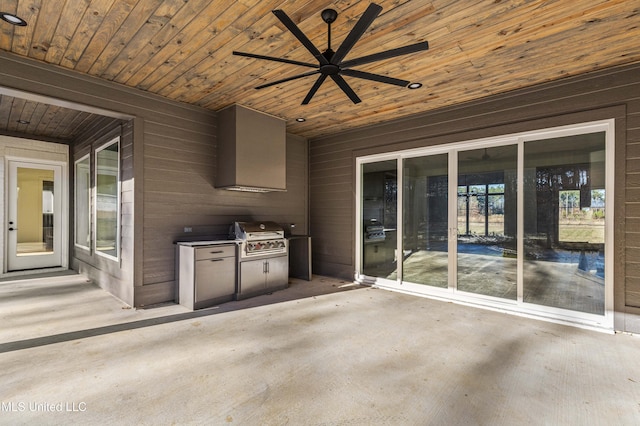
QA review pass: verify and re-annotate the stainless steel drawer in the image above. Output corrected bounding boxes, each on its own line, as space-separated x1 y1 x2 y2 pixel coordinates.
195 256 236 303
195 244 235 260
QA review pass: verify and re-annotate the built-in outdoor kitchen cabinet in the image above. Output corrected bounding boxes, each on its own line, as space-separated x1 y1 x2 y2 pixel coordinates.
237 256 288 300
176 243 237 309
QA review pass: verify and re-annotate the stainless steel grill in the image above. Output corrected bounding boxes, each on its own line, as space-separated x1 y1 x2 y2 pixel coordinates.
230 221 289 299
364 219 386 243
230 221 288 259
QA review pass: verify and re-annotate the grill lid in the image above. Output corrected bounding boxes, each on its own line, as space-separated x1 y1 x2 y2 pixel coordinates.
231 221 285 240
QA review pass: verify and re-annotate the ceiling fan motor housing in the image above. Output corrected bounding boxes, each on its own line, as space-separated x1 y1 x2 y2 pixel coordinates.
321 63 340 75
321 9 338 24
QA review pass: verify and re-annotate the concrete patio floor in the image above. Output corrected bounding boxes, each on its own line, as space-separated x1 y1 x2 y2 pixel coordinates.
1 272 639 425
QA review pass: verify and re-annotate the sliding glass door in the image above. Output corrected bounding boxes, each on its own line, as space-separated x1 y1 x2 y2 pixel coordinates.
522 132 606 314
357 120 613 328
457 145 518 300
361 160 398 279
402 154 449 288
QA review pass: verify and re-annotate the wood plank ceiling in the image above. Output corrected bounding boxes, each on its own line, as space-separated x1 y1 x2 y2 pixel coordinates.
0 0 639 139
0 94 106 141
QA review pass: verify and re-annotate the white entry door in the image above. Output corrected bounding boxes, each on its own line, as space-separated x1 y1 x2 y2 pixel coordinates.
7 161 63 271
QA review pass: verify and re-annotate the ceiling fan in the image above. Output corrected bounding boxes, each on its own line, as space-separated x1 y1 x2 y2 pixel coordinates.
233 3 429 105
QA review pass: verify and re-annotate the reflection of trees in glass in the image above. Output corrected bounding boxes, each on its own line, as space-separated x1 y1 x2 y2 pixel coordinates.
559 190 580 218
591 189 605 206
384 176 397 228
591 190 605 219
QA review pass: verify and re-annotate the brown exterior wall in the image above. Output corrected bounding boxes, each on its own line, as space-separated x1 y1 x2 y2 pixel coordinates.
309 61 640 332
0 51 308 307
139 130 308 306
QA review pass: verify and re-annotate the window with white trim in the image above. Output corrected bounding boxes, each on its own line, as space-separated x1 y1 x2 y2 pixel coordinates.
74 154 91 249
94 138 120 260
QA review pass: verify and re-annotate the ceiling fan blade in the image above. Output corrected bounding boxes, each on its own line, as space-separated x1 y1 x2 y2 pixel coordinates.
233 51 318 69
341 69 409 87
255 70 320 89
272 10 329 65
302 74 328 105
330 74 361 104
340 40 430 68
332 3 382 65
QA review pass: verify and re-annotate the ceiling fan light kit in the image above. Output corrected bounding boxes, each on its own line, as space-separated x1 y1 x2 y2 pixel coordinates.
233 3 429 105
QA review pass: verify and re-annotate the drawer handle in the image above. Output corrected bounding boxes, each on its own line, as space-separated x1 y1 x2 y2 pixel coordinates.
210 250 224 254
210 258 224 262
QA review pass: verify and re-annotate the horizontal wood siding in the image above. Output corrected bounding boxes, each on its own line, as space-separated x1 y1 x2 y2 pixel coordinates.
627 91 640 317
0 51 308 307
309 61 640 332
142 131 308 302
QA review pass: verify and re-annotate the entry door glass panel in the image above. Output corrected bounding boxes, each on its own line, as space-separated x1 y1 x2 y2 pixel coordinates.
523 133 606 314
18 168 55 255
457 145 518 299
362 160 398 278
8 162 63 271
402 154 448 288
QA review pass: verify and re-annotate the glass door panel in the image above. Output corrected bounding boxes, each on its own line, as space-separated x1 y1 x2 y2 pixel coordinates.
457 145 518 299
357 122 611 328
7 162 63 271
362 160 398 279
523 133 606 314
17 168 55 255
402 154 449 288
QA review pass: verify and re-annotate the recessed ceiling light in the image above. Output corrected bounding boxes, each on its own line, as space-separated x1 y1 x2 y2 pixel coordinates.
0 12 28 26
296 118 306 122
408 82 422 90
17 119 30 124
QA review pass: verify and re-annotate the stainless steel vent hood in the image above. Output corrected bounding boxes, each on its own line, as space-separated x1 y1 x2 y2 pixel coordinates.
216 104 286 192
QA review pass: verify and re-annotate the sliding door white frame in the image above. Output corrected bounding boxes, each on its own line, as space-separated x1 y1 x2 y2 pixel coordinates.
356 119 615 331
